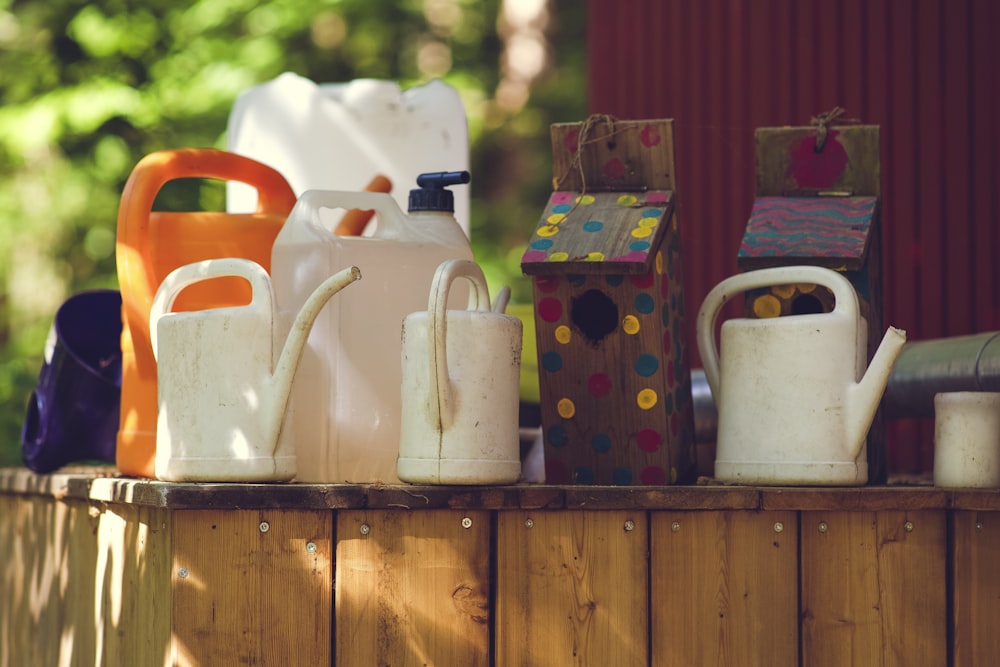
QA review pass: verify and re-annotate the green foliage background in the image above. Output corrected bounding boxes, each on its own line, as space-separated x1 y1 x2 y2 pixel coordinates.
0 0 585 465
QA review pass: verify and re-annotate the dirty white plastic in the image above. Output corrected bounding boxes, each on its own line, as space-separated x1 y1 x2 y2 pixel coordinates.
271 189 473 483
398 260 522 485
933 391 1000 488
697 266 906 486
150 258 360 482
226 72 470 236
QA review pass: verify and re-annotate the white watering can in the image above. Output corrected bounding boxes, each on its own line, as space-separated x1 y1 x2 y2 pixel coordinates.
696 265 906 486
150 258 361 482
397 259 523 485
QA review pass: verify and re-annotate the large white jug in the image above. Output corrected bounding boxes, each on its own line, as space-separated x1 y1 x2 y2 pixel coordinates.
696 265 905 485
150 258 360 482
398 260 522 485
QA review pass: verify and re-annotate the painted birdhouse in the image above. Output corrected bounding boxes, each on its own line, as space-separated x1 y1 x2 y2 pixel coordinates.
738 118 886 481
520 118 695 486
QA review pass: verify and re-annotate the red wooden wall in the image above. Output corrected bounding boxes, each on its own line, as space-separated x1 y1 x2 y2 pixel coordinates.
585 0 1000 474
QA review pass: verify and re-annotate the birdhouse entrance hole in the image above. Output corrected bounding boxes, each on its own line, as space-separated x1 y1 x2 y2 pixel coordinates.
791 292 824 315
571 289 619 345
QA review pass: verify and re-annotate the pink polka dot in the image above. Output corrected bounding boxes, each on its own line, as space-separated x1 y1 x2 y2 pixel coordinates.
603 157 625 179
551 191 574 204
646 191 668 204
630 271 654 289
538 297 562 323
522 250 548 263
640 466 667 485
610 251 648 263
564 129 580 154
546 459 569 484
636 429 661 453
662 330 672 354
535 276 560 293
588 372 612 397
640 124 661 147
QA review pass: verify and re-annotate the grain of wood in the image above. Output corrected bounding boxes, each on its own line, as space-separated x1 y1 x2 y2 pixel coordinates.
951 511 1000 666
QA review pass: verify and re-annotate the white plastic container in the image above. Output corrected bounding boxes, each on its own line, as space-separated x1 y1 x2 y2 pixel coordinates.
271 172 474 483
226 72 470 236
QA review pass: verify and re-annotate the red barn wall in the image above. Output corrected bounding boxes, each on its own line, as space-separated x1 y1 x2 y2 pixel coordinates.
585 0 1000 474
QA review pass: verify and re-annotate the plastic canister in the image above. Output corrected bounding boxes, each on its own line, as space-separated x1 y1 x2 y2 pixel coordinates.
115 148 297 478
271 171 474 483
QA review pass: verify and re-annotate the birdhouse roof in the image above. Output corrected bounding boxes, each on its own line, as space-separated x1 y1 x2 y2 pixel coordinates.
520 190 675 275
738 196 878 269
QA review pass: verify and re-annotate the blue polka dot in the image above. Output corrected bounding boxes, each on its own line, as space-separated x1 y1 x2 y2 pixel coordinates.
531 238 554 250
574 467 595 484
635 293 655 314
641 208 663 218
582 220 604 232
629 240 651 252
591 433 612 452
552 203 571 214
542 351 563 372
606 275 624 287
613 467 633 485
635 354 659 377
547 425 568 447
568 274 586 287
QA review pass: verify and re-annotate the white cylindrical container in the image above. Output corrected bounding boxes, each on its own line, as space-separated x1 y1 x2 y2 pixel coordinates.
933 391 1000 488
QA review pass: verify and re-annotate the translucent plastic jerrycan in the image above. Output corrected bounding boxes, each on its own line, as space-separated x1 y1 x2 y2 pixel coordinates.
271 171 474 483
398 260 522 485
226 72 470 236
697 266 906 486
115 148 297 478
149 258 360 482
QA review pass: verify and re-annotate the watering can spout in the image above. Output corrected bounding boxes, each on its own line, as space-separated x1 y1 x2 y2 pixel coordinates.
845 326 907 457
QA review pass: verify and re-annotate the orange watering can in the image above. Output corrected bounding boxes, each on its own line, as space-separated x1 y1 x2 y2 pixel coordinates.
115 148 297 478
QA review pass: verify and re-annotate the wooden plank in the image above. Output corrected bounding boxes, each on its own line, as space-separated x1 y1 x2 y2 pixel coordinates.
496 510 648 666
761 486 948 512
551 119 677 192
651 510 798 667
951 511 1000 666
800 510 947 666
171 508 332 665
335 509 490 666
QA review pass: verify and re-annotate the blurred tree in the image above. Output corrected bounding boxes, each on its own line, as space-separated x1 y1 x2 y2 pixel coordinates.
0 0 585 465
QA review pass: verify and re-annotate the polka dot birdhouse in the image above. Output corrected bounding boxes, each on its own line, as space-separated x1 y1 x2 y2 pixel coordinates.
738 118 886 481
520 118 695 486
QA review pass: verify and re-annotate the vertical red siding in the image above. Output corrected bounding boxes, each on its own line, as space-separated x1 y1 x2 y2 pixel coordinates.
586 0 1000 474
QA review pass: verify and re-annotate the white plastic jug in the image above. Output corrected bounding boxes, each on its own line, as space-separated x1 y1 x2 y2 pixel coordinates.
398 259 522 485
149 258 361 482
271 172 474 483
226 72 470 236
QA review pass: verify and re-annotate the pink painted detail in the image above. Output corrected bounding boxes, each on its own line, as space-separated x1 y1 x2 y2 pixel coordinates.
603 157 625 179
551 191 574 204
640 124 661 147
564 129 580 154
788 129 850 189
630 270 654 289
640 466 667 485
609 251 649 263
662 329 671 354
538 297 562 322
645 191 668 204
636 428 661 453
522 250 548 263
545 459 569 484
588 372 612 397
535 275 560 293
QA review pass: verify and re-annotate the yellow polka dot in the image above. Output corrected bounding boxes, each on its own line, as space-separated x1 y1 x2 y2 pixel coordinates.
753 294 783 319
537 225 559 237
772 284 796 299
577 194 595 205
637 388 658 410
797 282 817 293
638 217 658 228
617 194 638 206
555 325 571 344
655 252 663 275
557 398 576 419
585 252 605 261
547 213 567 225
631 226 653 239
623 315 640 334
549 252 569 262
670 467 678 483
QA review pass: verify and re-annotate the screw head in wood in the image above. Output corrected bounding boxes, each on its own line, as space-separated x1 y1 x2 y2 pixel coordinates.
360 523 371 535
259 521 270 533
462 517 473 529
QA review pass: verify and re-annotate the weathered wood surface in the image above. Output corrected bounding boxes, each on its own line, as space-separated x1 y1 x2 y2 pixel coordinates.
951 511 1000 667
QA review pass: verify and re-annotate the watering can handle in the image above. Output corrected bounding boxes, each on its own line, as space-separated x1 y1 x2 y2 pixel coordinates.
292 190 411 239
427 259 492 429
696 265 860 399
149 258 273 363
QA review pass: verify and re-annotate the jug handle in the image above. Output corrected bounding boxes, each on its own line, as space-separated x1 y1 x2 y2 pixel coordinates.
291 190 411 240
427 259 492 430
696 265 860 400
148 258 273 363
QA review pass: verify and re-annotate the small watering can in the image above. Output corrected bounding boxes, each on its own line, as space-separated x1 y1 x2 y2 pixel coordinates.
397 259 522 485
150 258 361 482
697 265 906 486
